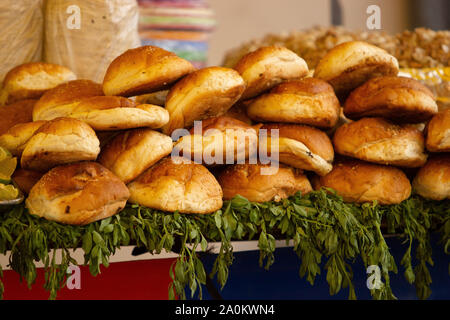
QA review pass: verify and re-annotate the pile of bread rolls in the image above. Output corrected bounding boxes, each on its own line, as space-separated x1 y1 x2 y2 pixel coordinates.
0 41 448 226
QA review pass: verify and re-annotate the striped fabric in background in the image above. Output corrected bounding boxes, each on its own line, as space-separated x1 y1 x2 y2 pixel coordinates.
138 0 215 68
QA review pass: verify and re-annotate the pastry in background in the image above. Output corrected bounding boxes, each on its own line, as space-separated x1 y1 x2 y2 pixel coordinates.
0 99 36 135
218 163 312 202
0 121 46 156
246 78 340 129
128 157 223 214
0 62 76 105
259 123 334 176
162 66 245 135
21 118 100 172
314 159 411 205
234 46 309 100
102 46 195 97
32 80 103 121
223 100 253 125
344 76 438 123
135 90 169 106
314 41 399 100
333 117 428 168
99 128 173 183
26 162 130 225
425 108 450 152
413 155 450 200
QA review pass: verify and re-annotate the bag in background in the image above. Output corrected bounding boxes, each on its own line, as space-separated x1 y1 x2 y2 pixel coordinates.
44 0 141 83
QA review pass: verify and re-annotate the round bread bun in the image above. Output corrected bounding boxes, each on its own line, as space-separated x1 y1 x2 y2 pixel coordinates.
259 123 334 176
426 109 450 152
234 46 309 100
162 67 246 135
344 76 438 123
0 99 36 135
217 163 312 202
21 118 100 172
127 157 223 214
103 46 195 97
314 41 399 99
0 62 76 105
0 121 47 156
314 159 411 205
98 128 173 183
12 169 44 194
61 96 169 131
135 90 169 106
333 117 428 167
246 78 340 129
413 155 450 200
173 116 260 165
26 162 130 225
32 80 103 121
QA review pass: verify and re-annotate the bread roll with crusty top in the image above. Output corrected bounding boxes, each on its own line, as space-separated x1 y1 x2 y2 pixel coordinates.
21 117 100 172
0 62 76 105
314 41 399 99
246 78 340 129
314 159 411 205
61 96 169 131
259 123 334 176
218 163 312 202
163 67 246 135
426 109 450 152
99 128 173 183
26 162 130 225
413 155 450 200
333 117 428 167
0 121 46 156
103 46 195 97
127 157 223 214
173 116 260 165
32 80 103 121
344 76 438 123
234 46 309 100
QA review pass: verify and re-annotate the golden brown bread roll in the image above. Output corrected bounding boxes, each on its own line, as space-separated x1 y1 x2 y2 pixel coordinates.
217 163 312 202
344 76 438 123
314 160 411 205
12 169 44 195
26 162 130 225
234 46 309 100
173 116 259 165
333 117 428 167
246 78 340 129
32 80 103 121
0 99 36 135
259 123 334 176
21 118 100 172
426 109 450 152
98 128 173 183
127 157 223 214
413 155 450 200
0 121 47 156
0 62 76 105
57 96 169 131
314 41 399 99
102 46 195 97
162 67 246 135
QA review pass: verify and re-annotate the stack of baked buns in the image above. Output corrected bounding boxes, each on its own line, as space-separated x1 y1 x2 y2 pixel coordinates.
0 41 448 226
